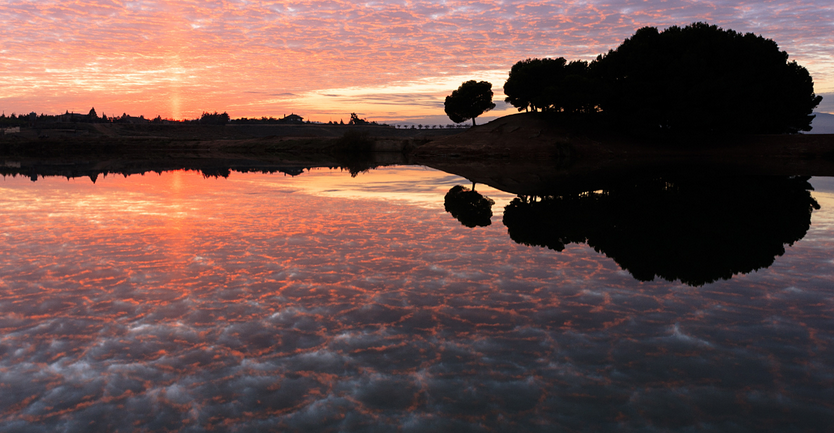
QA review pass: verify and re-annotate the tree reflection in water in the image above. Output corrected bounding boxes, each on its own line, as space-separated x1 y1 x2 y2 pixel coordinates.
503 175 820 286
444 184 495 227
1 169 832 431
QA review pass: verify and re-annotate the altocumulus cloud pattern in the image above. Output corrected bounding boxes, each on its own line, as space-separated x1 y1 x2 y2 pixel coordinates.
0 0 832 119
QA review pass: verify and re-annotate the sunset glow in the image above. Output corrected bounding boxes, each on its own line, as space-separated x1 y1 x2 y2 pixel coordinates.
1 0 833 122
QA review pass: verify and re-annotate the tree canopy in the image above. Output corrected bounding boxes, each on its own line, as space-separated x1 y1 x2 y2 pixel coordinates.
349 113 369 125
200 111 230 125
595 23 822 134
503 58 596 114
502 22 822 134
444 81 496 126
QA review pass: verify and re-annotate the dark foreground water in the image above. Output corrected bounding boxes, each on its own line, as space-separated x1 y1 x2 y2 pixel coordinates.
1 167 833 432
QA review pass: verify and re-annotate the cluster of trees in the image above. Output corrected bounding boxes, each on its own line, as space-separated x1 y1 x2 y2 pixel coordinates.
230 116 286 124
445 22 823 134
199 111 231 125
1 112 36 126
0 108 144 124
597 23 821 134
3 108 388 127
504 58 596 114
349 113 369 125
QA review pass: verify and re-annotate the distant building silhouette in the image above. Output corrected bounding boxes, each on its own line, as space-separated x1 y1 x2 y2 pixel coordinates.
60 111 91 122
280 113 304 123
118 115 149 124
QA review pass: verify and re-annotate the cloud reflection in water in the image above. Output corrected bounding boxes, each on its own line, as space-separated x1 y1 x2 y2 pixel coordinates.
0 169 833 432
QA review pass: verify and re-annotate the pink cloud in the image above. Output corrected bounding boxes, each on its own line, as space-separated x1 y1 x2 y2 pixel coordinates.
0 169 832 429
0 0 831 121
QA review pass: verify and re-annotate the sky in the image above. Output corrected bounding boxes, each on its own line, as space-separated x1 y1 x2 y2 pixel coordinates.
1 0 833 124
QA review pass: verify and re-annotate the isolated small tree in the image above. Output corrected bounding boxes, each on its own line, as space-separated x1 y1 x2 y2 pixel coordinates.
349 113 368 125
88 107 98 122
444 80 496 126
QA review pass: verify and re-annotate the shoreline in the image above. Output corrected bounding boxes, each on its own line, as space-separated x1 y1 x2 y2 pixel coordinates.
4 113 834 194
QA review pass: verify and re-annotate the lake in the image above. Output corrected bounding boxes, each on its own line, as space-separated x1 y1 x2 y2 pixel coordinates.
1 165 833 432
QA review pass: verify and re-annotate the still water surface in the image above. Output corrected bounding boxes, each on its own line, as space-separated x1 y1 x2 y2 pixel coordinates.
1 167 833 432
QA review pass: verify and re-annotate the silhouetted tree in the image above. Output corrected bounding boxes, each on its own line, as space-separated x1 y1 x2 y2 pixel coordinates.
88 107 98 122
349 113 369 125
444 185 495 227
444 80 496 126
592 22 822 134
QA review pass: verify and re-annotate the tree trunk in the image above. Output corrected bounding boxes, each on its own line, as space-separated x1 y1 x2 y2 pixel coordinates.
472 118 477 126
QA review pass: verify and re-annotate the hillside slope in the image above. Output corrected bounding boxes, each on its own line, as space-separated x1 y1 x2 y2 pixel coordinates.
413 113 834 162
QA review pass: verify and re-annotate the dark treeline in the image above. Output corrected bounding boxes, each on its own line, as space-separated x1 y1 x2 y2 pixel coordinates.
0 108 125 125
502 22 823 135
0 158 393 184
1 109 390 127
0 162 311 183
2 108 178 125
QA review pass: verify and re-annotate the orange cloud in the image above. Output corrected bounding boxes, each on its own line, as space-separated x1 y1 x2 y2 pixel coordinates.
1 169 833 429
0 0 831 122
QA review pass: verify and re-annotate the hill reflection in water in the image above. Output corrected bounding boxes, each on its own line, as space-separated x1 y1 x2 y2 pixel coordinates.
502 175 820 286
0 167 833 431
